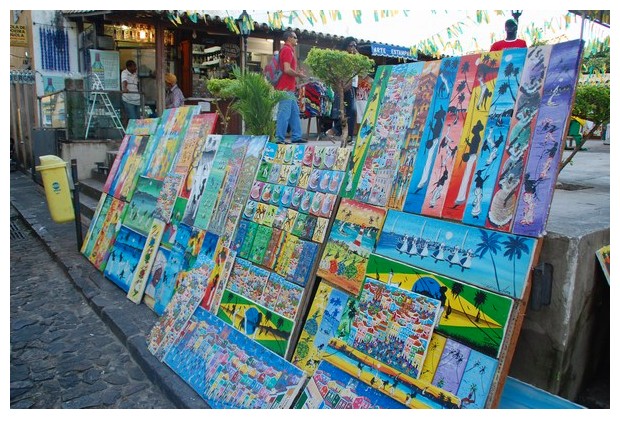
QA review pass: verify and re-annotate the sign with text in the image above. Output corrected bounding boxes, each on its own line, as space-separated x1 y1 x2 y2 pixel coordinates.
10 24 28 47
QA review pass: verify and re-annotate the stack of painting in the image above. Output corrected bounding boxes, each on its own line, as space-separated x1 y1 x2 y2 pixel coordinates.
78 39 583 409
294 40 583 409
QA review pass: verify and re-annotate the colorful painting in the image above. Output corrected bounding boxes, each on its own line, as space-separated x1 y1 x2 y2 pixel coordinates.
455 348 498 409
323 338 460 409
442 51 503 220
316 199 386 295
512 40 583 236
402 57 460 214
461 48 528 227
422 53 481 217
208 136 250 235
182 134 221 226
366 253 514 357
147 263 212 360
419 333 447 383
354 62 425 206
103 225 146 292
377 210 537 299
160 196 188 249
295 360 406 409
203 250 237 314
125 117 159 135
199 244 234 312
143 244 185 315
432 338 471 394
485 45 552 231
163 307 306 409
596 245 610 285
341 65 391 199
80 193 112 259
173 113 217 175
292 281 354 375
122 175 163 236
86 197 126 271
388 60 441 209
126 219 165 304
153 172 183 223
104 134 152 201
217 289 295 358
343 277 441 378
220 136 268 248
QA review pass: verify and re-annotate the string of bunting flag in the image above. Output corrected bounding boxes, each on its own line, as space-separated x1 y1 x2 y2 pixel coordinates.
164 10 609 58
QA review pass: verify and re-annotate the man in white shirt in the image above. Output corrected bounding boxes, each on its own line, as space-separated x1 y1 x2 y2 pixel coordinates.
121 60 141 122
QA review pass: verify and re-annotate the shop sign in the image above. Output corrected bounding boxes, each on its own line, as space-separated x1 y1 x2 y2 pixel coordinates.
10 24 28 47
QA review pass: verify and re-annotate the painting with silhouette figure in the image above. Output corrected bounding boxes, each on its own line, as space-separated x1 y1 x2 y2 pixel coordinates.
422 53 480 217
461 48 528 227
143 244 184 315
485 45 552 232
512 39 583 237
402 57 460 214
163 306 305 409
366 253 514 357
121 175 163 236
442 51 503 220
103 225 147 292
376 210 536 299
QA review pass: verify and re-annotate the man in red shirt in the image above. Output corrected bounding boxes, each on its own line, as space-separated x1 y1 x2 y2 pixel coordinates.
490 18 527 51
275 30 307 143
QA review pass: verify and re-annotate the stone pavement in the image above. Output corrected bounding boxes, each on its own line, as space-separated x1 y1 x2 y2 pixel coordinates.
10 171 208 409
10 209 174 409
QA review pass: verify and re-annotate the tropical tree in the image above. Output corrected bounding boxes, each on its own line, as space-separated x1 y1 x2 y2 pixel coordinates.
205 78 236 134
228 66 289 141
475 230 502 291
473 291 488 323
502 236 531 296
304 47 375 144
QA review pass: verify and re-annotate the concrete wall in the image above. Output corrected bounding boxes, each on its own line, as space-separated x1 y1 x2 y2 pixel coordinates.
509 227 610 401
60 140 120 180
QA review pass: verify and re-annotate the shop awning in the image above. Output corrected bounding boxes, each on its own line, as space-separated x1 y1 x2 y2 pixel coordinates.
369 43 417 60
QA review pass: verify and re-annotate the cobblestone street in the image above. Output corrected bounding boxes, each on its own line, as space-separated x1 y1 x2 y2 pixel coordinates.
10 211 175 409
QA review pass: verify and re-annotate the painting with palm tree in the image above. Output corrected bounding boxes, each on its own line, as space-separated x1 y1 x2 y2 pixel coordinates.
432 338 471 394
366 253 513 357
461 47 528 227
455 348 498 408
422 53 481 217
291 280 355 376
419 333 447 383
164 306 306 409
442 51 502 220
217 289 295 358
376 210 536 299
513 39 583 237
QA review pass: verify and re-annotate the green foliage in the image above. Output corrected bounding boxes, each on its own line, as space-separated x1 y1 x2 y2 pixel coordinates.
572 84 610 129
227 66 289 140
304 48 375 143
205 78 236 134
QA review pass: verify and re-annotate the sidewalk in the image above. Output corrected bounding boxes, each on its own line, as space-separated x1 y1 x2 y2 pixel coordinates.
10 170 208 409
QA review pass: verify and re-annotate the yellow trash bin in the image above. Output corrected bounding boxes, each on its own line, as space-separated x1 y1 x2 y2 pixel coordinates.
35 155 75 223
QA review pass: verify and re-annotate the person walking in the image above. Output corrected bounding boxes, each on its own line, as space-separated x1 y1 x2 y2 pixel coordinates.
121 60 141 123
275 30 307 144
165 73 185 109
490 18 527 51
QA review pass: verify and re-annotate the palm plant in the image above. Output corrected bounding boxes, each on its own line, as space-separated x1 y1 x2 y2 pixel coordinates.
227 66 288 141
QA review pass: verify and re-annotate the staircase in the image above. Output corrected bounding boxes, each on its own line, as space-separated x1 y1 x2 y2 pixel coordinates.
77 159 112 229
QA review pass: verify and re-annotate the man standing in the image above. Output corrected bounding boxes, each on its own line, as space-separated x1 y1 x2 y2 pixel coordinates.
165 73 185 109
121 60 141 123
275 30 307 144
490 18 527 51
